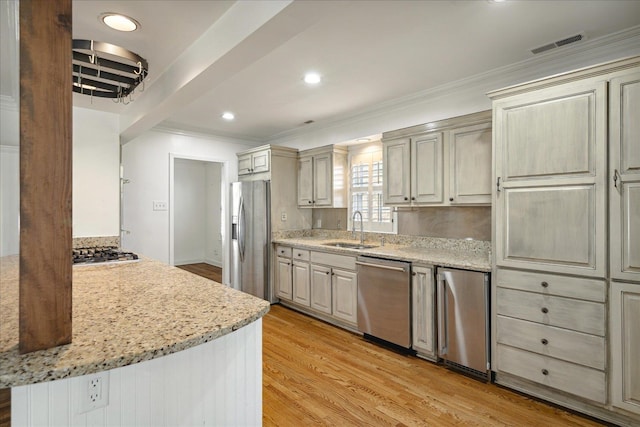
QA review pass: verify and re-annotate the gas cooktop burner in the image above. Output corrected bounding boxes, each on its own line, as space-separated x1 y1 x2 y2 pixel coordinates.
72 246 139 264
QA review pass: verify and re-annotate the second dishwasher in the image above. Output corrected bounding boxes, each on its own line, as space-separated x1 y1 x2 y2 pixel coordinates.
356 256 412 349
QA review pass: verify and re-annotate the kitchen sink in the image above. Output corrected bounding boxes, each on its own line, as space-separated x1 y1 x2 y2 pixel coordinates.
322 242 378 250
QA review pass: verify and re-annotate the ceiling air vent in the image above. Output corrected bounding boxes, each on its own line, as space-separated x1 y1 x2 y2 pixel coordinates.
531 32 586 55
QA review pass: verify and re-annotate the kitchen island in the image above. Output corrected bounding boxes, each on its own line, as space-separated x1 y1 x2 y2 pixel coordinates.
0 255 269 425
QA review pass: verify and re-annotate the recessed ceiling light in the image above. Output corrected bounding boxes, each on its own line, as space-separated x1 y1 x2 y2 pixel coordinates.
222 112 235 121
303 72 321 85
356 138 371 143
100 13 140 32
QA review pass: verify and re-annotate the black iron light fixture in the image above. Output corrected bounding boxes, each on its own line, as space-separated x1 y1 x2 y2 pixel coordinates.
72 39 148 104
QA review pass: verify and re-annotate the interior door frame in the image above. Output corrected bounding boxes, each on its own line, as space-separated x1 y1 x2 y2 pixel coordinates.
169 153 229 279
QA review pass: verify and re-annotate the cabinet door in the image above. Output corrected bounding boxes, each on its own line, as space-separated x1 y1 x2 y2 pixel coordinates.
331 268 357 324
292 260 311 306
610 281 640 415
276 256 292 300
494 78 607 277
310 264 332 314
383 138 411 205
411 133 443 204
411 266 436 359
449 123 492 205
238 153 253 176
610 71 640 282
298 156 314 207
251 150 270 174
313 153 332 206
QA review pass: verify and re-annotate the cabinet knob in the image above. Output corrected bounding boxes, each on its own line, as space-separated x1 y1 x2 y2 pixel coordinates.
404 197 408 201
541 307 549 314
541 369 549 376
541 338 548 345
411 197 416 201
449 197 454 202
412 272 416 276
308 200 312 204
541 281 549 288
325 271 329 275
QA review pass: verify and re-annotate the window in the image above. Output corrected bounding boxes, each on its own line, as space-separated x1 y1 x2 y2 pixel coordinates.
348 143 396 233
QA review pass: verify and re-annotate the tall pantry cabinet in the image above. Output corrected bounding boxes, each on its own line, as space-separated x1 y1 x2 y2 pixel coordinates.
489 56 639 426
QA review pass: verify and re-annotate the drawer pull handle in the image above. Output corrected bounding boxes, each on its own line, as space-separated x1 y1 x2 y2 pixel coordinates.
541 369 549 376
541 281 549 288
541 307 549 314
541 338 548 345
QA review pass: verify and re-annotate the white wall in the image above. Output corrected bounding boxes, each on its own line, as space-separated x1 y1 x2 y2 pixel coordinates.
121 128 254 285
12 320 262 427
205 162 223 266
174 159 207 265
72 107 121 238
0 144 19 256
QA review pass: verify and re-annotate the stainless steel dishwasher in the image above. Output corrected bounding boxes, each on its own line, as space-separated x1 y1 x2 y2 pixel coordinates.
356 256 412 349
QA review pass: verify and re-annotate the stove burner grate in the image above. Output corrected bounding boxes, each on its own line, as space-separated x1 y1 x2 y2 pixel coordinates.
72 246 139 264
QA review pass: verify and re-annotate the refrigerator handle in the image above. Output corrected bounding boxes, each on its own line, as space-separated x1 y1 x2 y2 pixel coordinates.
238 196 246 262
437 273 447 356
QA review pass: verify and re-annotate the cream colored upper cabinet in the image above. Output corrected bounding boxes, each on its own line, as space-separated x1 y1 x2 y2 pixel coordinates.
493 78 608 278
297 155 314 206
383 138 411 204
382 111 491 207
237 147 270 177
297 146 348 208
312 152 332 207
411 133 444 204
610 71 640 282
449 122 492 204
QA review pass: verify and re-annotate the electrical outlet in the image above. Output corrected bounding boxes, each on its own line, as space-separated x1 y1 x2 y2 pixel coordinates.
77 372 109 414
153 200 168 211
281 212 287 221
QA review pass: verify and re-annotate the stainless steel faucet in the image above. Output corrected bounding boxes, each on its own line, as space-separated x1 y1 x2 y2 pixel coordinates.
352 210 364 245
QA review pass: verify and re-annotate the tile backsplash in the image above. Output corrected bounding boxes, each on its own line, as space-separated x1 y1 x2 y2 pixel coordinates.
311 206 491 241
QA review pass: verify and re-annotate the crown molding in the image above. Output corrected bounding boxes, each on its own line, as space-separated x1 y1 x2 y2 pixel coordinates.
150 122 263 147
266 25 640 144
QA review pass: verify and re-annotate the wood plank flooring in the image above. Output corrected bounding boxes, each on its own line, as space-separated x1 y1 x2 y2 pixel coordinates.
176 263 222 283
263 305 604 427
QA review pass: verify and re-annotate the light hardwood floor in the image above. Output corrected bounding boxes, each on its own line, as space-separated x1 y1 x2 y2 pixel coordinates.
176 263 222 283
263 305 605 426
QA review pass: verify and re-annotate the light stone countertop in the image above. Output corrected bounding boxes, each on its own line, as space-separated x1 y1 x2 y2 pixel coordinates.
272 235 491 272
0 256 270 388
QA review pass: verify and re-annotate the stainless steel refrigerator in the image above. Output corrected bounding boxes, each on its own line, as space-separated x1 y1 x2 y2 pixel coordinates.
437 267 490 380
230 181 273 302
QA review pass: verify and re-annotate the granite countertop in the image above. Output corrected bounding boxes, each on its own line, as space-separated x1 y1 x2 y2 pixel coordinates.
0 256 270 388
272 235 491 272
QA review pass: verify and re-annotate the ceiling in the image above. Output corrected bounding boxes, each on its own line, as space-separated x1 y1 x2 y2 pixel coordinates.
3 1 640 143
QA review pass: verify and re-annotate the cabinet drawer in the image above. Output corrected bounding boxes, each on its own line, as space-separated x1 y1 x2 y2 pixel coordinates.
497 288 605 336
292 248 310 261
497 316 605 370
275 245 292 258
497 345 606 404
311 251 356 270
496 269 605 302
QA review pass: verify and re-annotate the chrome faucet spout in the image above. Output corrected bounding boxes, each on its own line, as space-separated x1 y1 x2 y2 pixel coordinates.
352 210 364 245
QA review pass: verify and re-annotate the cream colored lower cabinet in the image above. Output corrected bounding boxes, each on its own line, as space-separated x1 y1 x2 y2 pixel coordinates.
411 265 436 360
331 269 357 324
292 260 311 306
276 256 292 300
610 281 640 416
310 264 332 314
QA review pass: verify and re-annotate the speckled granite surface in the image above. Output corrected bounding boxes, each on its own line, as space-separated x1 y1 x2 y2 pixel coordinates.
0 256 269 388
72 236 120 248
273 230 491 272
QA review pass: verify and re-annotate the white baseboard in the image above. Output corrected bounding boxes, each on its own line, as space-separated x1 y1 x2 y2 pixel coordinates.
174 258 205 266
204 257 222 268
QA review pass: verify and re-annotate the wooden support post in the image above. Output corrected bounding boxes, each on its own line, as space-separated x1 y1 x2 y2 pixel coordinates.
19 0 73 353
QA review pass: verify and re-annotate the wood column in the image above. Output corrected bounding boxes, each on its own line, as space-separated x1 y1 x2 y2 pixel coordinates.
19 0 73 353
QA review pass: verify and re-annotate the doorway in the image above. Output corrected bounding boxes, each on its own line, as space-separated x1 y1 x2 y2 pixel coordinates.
169 155 225 282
